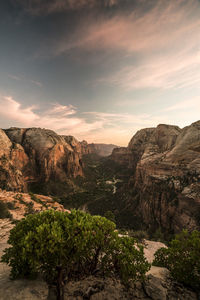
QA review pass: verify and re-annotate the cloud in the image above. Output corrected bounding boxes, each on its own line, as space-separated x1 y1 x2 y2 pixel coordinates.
164 97 200 112
48 0 200 91
103 48 200 90
54 0 200 54
16 0 119 15
0 96 103 135
8 74 43 88
0 95 176 145
0 96 38 125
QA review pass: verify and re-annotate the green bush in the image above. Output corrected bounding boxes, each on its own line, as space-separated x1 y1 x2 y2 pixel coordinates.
153 230 200 291
104 210 116 223
1 210 150 300
29 192 47 207
128 230 149 242
24 202 35 216
0 200 12 219
6 202 16 210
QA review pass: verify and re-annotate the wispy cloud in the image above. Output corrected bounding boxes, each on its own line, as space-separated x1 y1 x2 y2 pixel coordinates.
47 0 200 91
16 0 119 15
164 97 200 112
0 95 175 145
8 74 43 87
0 96 103 135
53 0 200 54
103 48 200 90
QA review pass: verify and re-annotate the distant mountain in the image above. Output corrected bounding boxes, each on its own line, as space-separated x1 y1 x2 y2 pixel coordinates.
88 143 119 157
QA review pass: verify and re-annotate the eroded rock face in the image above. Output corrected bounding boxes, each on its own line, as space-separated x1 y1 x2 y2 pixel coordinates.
111 121 200 233
1 127 90 191
0 129 28 191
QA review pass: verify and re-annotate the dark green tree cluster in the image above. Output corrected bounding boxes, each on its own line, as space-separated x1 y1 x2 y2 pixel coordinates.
153 230 200 291
1 210 150 300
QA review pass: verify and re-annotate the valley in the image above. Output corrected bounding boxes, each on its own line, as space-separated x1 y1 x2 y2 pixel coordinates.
0 121 200 238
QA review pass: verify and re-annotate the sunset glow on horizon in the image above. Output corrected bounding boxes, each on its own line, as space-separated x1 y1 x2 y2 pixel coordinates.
0 0 200 146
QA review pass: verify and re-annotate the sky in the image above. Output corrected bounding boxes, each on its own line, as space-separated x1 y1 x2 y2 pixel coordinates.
0 0 200 146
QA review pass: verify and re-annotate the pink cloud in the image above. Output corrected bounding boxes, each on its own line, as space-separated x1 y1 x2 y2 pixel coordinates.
0 95 175 146
47 0 200 91
55 0 200 55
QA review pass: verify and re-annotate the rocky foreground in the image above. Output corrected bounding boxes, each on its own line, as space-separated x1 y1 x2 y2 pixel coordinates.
0 218 197 300
0 189 65 219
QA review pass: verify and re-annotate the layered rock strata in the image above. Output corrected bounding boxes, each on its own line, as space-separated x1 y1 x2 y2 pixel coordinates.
0 128 87 191
111 121 200 233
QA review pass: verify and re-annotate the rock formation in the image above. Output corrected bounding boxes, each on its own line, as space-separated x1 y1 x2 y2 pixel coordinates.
111 121 200 234
0 127 119 192
0 188 66 220
0 127 89 191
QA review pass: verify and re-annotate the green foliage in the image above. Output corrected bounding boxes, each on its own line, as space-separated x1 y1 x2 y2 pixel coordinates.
0 200 12 219
29 192 47 208
152 227 165 242
1 210 150 299
14 193 26 205
153 230 200 291
24 202 34 216
102 235 150 285
6 202 16 210
128 230 149 242
104 210 116 223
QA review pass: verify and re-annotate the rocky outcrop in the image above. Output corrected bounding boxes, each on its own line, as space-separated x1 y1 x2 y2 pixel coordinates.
0 129 28 191
0 127 92 191
111 121 200 234
0 127 119 191
0 189 66 220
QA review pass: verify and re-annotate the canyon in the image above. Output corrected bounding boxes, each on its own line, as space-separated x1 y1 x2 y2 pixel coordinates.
0 121 200 235
110 121 200 234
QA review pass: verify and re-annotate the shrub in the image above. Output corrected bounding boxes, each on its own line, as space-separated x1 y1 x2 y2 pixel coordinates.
0 200 12 219
29 192 47 207
104 210 116 223
1 210 150 300
24 202 35 216
128 230 149 242
153 230 200 291
152 227 165 242
6 202 16 210
14 193 23 201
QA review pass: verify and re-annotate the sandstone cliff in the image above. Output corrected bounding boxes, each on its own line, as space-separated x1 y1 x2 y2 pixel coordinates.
111 121 200 234
0 127 89 191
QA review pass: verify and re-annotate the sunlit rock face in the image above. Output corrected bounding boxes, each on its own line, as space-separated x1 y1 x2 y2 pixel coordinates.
111 121 200 233
0 129 28 191
1 127 87 191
